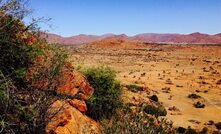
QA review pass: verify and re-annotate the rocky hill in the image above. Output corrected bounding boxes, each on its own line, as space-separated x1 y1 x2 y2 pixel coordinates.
45 32 221 45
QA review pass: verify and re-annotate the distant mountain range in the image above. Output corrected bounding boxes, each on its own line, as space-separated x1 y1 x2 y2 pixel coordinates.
43 32 221 45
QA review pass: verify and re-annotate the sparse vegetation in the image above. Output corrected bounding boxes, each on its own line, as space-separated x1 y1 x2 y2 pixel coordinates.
101 104 174 134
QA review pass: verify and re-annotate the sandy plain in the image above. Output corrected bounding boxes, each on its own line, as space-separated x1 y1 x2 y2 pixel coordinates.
66 42 221 131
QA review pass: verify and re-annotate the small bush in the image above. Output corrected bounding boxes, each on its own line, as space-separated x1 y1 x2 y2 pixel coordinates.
143 104 167 117
126 84 143 92
150 95 159 102
81 66 122 120
185 126 198 134
193 101 205 108
177 127 186 133
215 122 221 130
188 93 201 99
176 126 208 134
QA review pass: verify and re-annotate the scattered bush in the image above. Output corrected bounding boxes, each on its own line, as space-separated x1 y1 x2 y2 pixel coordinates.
185 126 198 134
193 101 205 108
81 66 122 120
188 93 201 99
143 104 167 117
177 127 186 133
215 122 221 130
176 126 208 134
162 87 171 93
199 127 209 134
126 84 143 92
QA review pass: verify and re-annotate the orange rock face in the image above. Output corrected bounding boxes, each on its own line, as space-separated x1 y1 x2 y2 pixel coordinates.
68 99 87 112
56 66 94 100
46 100 103 134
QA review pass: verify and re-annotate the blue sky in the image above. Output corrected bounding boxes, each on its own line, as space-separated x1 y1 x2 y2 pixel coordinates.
25 0 221 37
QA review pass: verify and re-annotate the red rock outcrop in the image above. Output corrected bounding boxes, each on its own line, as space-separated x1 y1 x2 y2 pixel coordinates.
26 60 94 100
56 64 94 100
26 51 100 133
46 100 103 134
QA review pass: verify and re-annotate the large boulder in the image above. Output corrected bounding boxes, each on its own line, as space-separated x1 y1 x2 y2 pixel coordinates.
46 100 103 134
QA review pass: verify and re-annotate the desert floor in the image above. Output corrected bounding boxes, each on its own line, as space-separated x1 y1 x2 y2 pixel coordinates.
67 44 221 130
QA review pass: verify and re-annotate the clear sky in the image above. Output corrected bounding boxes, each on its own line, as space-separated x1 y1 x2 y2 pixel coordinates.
24 0 221 37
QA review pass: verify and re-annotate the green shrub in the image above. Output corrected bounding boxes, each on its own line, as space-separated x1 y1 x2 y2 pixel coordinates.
101 104 174 134
81 66 122 120
0 16 32 85
0 1 69 133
